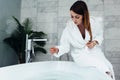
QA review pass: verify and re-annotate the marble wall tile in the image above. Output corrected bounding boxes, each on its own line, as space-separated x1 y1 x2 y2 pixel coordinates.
104 5 120 15
88 4 104 11
104 27 120 39
105 51 120 58
84 0 104 5
104 0 120 4
37 6 58 13
58 6 71 17
107 58 120 64
113 64 120 75
36 22 57 33
58 16 70 23
89 11 104 16
57 22 66 40
21 8 37 18
104 15 120 22
46 33 58 45
115 75 120 80
37 13 57 23
58 0 77 7
21 0 37 8
37 0 58 7
104 40 120 51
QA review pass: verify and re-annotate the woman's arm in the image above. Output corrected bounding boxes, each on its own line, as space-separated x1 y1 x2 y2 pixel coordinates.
54 28 70 57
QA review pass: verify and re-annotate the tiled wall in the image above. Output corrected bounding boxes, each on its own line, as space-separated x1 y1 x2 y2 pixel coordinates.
21 0 120 79
104 0 120 79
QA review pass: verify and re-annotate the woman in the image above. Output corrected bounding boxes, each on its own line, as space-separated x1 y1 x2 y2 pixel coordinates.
50 0 115 80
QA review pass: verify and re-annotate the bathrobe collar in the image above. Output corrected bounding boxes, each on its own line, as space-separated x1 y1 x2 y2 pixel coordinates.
67 19 90 44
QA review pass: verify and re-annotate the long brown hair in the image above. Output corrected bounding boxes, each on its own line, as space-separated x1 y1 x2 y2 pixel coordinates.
70 0 92 41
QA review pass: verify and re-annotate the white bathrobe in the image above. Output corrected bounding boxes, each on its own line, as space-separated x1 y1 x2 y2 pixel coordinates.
54 17 115 80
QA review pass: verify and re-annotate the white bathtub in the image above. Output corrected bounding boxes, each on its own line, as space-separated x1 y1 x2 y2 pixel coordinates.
0 61 112 80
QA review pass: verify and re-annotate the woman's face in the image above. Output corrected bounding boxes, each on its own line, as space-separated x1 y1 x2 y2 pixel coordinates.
70 10 83 26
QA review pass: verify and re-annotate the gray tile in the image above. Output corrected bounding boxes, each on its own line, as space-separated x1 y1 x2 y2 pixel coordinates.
57 22 66 40
21 0 37 8
104 21 120 28
104 0 120 4
36 22 57 33
37 6 58 13
105 51 120 58
58 17 70 23
21 8 37 18
46 33 58 45
104 40 120 51
58 6 71 17
88 4 104 11
104 5 120 15
58 0 77 7
104 27 120 39
113 64 120 75
104 15 120 22
89 11 104 16
107 57 120 64
84 0 104 5
37 13 57 23
59 53 70 61
115 75 120 80
37 0 58 7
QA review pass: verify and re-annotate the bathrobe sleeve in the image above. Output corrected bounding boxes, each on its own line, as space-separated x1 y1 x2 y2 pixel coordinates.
54 23 70 57
91 17 103 46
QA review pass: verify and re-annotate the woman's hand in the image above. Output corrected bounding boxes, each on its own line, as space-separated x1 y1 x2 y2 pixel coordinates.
86 40 98 49
50 47 59 54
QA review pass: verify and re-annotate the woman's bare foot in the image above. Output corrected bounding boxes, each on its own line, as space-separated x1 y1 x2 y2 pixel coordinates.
106 72 113 79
